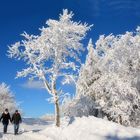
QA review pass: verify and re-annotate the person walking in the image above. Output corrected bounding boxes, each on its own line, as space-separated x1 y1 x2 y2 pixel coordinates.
11 110 22 135
0 108 12 134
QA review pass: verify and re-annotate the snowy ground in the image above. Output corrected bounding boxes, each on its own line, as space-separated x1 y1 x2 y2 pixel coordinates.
0 118 52 140
0 116 140 140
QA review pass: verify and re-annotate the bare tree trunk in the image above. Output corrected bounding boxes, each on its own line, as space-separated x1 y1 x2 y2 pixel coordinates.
118 115 122 125
54 94 60 127
42 74 60 127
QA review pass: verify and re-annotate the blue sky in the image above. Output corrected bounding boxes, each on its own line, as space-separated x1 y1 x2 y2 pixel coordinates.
0 0 140 117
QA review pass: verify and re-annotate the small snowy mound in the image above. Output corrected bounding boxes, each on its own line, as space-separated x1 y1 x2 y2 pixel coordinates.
39 116 140 140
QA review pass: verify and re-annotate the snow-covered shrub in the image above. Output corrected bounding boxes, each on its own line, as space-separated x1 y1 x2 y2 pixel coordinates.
61 95 102 118
0 83 17 113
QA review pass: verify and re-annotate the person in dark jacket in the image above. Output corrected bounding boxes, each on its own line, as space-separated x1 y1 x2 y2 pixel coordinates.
0 108 12 133
11 110 22 135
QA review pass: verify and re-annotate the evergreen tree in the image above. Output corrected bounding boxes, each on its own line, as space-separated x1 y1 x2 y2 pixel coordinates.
76 39 101 97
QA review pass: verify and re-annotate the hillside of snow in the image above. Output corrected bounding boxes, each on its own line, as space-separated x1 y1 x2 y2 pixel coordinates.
0 116 140 140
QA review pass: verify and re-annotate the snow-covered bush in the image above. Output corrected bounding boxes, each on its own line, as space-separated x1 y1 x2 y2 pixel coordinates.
0 83 17 113
61 95 103 118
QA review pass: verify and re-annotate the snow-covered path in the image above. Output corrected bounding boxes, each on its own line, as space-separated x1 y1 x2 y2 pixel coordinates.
0 118 53 140
0 117 140 140
1 133 52 140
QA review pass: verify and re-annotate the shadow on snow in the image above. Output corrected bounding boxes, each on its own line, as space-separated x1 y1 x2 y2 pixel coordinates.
105 134 140 140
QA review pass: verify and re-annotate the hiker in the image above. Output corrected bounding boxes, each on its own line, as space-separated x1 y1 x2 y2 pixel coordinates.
11 110 22 135
0 108 12 134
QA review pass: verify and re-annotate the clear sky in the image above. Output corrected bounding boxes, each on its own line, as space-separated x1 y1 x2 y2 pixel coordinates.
0 0 140 117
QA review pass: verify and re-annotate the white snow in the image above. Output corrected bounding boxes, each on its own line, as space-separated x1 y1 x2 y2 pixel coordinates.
0 116 140 140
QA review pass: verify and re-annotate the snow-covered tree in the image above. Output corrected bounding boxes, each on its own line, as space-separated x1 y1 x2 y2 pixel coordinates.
0 83 17 113
8 9 92 127
61 39 102 118
75 27 140 126
76 39 101 97
94 29 140 126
